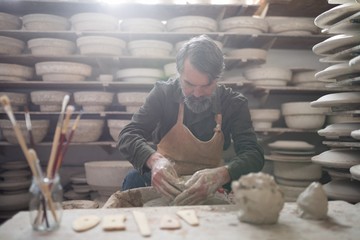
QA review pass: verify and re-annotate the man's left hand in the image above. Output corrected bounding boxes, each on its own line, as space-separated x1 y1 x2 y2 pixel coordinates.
173 166 230 206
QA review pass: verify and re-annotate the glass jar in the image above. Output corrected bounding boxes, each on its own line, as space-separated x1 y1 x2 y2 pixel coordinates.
29 174 63 232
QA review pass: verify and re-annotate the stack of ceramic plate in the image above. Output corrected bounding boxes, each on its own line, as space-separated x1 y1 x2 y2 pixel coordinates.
74 91 114 112
127 39 173 57
0 120 49 144
107 119 131 141
120 18 164 32
63 172 92 200
265 140 321 201
70 12 119 31
0 63 34 82
0 92 27 112
28 38 76 56
0 12 22 30
67 119 104 143
313 2 360 87
76 36 126 56
312 149 360 202
266 17 319 35
115 68 164 83
0 160 32 219
30 90 70 112
0 36 25 55
117 91 149 113
166 15 217 32
22 13 70 31
219 16 268 34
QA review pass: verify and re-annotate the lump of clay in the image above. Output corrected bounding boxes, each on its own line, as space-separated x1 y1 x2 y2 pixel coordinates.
296 182 328 220
231 172 284 224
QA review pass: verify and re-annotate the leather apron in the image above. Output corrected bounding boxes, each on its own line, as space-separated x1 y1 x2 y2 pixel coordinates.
157 101 224 176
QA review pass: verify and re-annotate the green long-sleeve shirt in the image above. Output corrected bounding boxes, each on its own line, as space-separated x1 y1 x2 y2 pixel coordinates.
117 78 264 183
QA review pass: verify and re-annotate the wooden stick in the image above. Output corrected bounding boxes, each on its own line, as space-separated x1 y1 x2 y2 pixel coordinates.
24 106 35 148
46 95 69 179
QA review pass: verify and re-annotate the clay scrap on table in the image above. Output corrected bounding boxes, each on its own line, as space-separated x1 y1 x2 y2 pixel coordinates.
231 172 285 225
296 182 328 220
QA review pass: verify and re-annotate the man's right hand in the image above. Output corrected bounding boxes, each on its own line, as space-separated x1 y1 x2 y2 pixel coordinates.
147 153 182 200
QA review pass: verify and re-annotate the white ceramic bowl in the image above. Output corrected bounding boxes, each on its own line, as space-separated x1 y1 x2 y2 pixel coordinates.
226 48 267 61
250 109 280 128
0 36 25 55
85 161 133 196
76 36 126 56
282 102 329 116
30 90 70 112
74 91 114 112
22 14 70 31
70 12 119 31
266 17 319 34
0 63 34 80
244 67 292 81
273 161 322 181
67 119 104 143
0 12 21 30
128 40 173 57
107 119 131 141
0 119 49 144
117 92 149 106
166 16 217 32
28 38 75 56
219 16 268 33
116 68 164 83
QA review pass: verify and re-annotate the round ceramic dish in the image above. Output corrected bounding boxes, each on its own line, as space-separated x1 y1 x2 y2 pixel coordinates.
70 12 119 31
116 68 164 82
268 140 315 151
310 92 360 108
273 161 322 181
323 167 352 180
107 119 131 141
219 16 268 33
74 91 114 112
22 14 70 31
275 177 313 187
265 154 312 163
351 129 360 140
244 67 292 81
292 70 317 83
323 179 360 203
127 39 173 57
350 164 360 181
0 12 21 30
327 12 360 34
117 92 149 106
67 119 104 143
0 63 34 79
30 90 70 112
250 109 281 122
318 123 360 139
314 3 360 28
266 16 319 34
311 149 360 169
350 55 360 67
28 38 75 56
166 16 217 32
121 18 164 32
77 36 126 56
312 34 360 56
0 92 27 111
226 48 267 61
0 36 25 55
315 63 360 81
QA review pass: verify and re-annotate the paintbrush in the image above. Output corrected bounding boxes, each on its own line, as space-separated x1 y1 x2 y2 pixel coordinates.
46 95 69 179
51 105 74 177
24 106 35 148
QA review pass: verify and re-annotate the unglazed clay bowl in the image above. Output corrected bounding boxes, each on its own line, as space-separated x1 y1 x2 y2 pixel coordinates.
28 38 75 56
0 12 22 30
74 91 114 112
22 14 70 31
0 36 25 55
85 161 133 196
0 119 49 144
166 16 217 32
0 92 27 112
30 90 70 112
76 36 126 56
107 119 131 141
219 16 268 33
70 12 119 31
67 119 104 143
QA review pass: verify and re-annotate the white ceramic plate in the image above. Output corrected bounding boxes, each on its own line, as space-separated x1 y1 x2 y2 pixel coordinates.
311 149 360 169
318 123 360 139
320 45 360 63
310 92 360 107
350 55 360 67
314 3 360 28
350 164 360 181
312 34 360 56
268 140 315 151
315 63 360 81
323 167 352 180
323 179 360 203
351 129 360 140
327 12 360 34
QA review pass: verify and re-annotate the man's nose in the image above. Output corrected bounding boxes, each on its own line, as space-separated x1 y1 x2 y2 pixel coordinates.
192 86 204 98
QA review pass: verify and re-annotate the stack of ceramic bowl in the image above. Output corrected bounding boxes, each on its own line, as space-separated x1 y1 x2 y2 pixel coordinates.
117 91 149 113
120 18 164 32
30 90 70 112
115 68 164 84
219 16 268 34
243 66 292 87
281 101 328 130
0 36 24 55
166 15 217 32
67 119 104 143
35 61 92 82
70 12 119 31
266 140 321 201
107 119 131 141
291 69 327 88
249 109 280 129
22 13 70 31
0 161 32 219
28 38 76 56
266 17 319 35
127 39 173 57
84 161 133 206
74 91 114 112
0 119 49 144
76 36 126 56
312 149 360 203
0 12 22 30
0 92 27 112
318 122 360 140
0 63 33 82
163 62 177 79
175 39 223 52
313 3 360 87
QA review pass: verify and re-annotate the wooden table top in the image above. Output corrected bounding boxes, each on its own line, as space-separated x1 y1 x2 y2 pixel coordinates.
0 201 359 240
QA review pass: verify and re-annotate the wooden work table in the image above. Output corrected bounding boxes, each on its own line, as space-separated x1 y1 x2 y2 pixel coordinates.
0 201 359 240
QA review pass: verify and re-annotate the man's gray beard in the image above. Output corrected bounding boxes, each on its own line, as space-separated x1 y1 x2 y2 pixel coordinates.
184 95 212 113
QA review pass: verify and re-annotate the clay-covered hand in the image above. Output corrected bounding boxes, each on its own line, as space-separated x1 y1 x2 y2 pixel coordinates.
150 157 182 200
173 166 230 206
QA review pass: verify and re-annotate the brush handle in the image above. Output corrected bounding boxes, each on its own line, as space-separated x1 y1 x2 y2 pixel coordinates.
46 125 61 179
